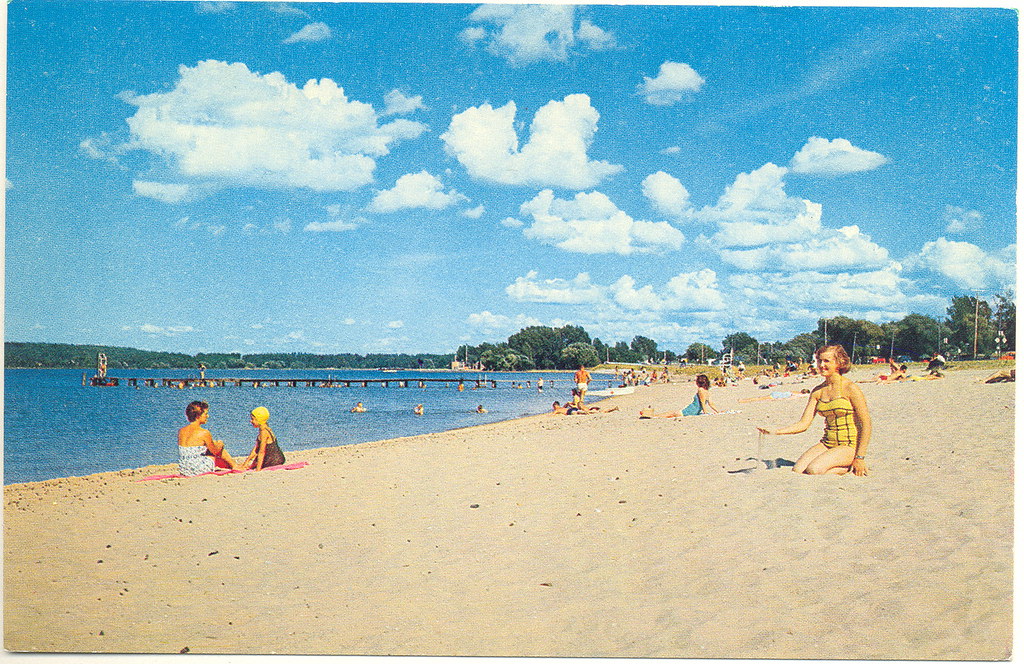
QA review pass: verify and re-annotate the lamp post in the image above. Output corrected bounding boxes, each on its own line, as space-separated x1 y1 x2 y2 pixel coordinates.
995 330 1007 359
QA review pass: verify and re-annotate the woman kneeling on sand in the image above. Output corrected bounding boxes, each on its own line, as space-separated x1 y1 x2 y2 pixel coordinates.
757 345 872 476
241 407 286 471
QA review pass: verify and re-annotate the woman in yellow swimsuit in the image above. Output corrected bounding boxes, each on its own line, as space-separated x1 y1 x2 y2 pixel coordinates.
757 345 872 476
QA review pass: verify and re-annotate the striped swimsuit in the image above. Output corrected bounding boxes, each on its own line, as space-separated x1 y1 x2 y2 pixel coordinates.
816 394 857 449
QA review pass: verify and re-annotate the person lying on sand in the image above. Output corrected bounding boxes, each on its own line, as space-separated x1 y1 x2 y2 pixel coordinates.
552 400 618 415
240 407 286 471
738 389 810 403
757 345 872 477
982 369 1015 383
177 401 241 475
859 359 907 383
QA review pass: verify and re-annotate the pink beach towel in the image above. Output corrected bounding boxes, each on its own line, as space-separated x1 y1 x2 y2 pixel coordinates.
137 461 309 482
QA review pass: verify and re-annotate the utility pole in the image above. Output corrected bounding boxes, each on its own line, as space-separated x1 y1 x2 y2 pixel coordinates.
973 295 981 360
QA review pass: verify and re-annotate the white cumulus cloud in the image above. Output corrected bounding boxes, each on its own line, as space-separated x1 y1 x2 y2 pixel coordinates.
638 61 705 105
720 225 892 272
116 60 426 195
441 94 622 189
642 171 691 217
462 205 485 219
520 189 684 255
367 171 466 213
789 136 888 175
383 89 425 116
702 163 823 247
943 205 983 234
506 271 604 304
283 22 331 44
610 270 726 312
463 5 612 66
133 180 192 204
909 237 1016 290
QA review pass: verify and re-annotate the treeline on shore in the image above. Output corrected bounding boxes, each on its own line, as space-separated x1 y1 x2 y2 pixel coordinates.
456 294 1016 371
4 342 455 370
6 293 1014 372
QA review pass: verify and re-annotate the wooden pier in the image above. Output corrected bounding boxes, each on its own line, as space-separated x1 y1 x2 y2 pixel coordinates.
88 376 616 390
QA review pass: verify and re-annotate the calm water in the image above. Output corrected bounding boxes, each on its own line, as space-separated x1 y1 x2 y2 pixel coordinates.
3 368 617 484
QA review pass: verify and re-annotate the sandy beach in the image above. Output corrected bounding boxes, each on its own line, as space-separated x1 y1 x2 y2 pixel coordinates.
3 367 1013 658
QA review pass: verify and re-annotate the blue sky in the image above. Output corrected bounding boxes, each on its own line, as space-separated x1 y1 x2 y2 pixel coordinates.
5 2 1017 355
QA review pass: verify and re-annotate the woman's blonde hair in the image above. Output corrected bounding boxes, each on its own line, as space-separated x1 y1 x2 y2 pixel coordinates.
815 345 852 374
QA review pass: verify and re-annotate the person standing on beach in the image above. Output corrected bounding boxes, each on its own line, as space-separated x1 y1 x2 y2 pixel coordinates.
177 401 239 475
241 406 286 471
757 345 872 476
574 365 591 404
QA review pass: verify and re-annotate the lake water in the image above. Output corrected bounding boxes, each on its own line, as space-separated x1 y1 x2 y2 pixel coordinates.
3 368 618 485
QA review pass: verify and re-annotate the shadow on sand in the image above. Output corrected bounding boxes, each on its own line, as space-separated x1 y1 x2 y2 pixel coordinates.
726 457 795 474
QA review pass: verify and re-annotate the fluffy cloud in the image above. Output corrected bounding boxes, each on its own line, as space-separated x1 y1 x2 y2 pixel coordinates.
702 163 823 247
506 269 724 313
304 205 362 232
642 171 691 217
304 220 358 232
383 89 425 116
283 22 331 44
367 171 466 213
577 20 616 50
126 324 197 336
520 189 684 254
789 137 888 175
462 205 485 219
720 225 891 272
505 271 604 304
638 62 705 105
909 237 1015 289
943 205 983 234
115 60 426 195
728 267 913 316
197 2 235 14
466 311 544 333
462 5 613 66
441 94 622 189
610 270 726 312
133 180 192 203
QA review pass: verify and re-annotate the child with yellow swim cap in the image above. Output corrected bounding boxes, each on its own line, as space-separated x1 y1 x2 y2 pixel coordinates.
241 406 286 470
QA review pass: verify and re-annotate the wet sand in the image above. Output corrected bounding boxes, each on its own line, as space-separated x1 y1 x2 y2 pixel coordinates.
3 367 1014 658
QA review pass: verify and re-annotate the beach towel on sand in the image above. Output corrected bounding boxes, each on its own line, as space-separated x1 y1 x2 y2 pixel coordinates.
137 461 309 481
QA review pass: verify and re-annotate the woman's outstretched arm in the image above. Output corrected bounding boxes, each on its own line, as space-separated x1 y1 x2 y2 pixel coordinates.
758 391 818 435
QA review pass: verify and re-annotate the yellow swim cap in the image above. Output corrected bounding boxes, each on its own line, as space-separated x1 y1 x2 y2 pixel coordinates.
250 406 270 424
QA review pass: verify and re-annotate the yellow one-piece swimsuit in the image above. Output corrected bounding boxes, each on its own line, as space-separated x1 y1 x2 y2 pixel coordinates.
816 395 857 449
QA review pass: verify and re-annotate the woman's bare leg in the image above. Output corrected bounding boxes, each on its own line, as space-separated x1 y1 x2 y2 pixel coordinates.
803 446 856 475
793 443 828 473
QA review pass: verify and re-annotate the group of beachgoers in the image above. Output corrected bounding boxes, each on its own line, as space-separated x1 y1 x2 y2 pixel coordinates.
617 366 671 387
177 401 286 477
567 347 875 477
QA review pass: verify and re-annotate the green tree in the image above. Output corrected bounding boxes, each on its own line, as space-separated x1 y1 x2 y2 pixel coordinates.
613 341 636 363
721 332 758 363
560 342 600 369
630 336 659 363
685 342 715 364
994 292 1016 352
890 314 945 360
508 326 563 369
946 295 995 359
